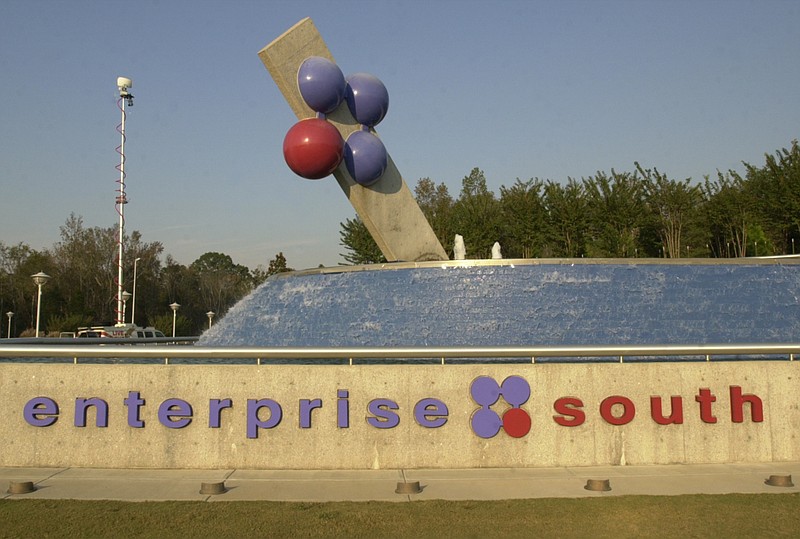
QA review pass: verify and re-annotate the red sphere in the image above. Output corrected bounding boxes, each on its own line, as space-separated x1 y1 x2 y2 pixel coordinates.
282 118 344 179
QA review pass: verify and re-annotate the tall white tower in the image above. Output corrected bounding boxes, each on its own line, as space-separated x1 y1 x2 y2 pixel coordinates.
115 77 134 326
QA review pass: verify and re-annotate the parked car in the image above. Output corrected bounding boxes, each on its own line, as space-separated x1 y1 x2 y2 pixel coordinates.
76 324 166 339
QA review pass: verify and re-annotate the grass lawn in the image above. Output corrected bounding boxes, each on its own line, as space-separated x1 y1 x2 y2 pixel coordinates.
1 494 798 538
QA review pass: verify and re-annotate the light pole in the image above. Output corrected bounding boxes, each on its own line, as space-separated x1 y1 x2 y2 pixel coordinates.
169 302 180 338
131 257 141 326
121 291 132 324
206 310 215 330
31 272 51 338
5 311 13 339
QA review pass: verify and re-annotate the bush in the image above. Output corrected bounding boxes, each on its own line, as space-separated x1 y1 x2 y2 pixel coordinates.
148 313 192 337
47 313 93 334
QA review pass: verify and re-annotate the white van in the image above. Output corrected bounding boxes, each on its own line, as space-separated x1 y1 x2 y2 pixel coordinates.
76 324 166 339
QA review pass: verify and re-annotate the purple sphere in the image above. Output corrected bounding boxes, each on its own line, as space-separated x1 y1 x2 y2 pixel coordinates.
344 130 388 186
345 73 389 127
298 56 346 114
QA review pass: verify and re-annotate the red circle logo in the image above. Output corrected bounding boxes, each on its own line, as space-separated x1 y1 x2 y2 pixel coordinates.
502 407 531 438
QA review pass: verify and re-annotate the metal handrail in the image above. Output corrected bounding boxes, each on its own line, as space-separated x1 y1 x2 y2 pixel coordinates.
0 343 797 364
290 256 800 278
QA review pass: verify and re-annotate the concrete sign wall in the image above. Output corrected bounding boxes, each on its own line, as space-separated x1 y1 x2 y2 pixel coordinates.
2 362 797 469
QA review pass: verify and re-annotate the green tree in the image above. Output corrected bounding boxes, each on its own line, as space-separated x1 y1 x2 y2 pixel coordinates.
124 230 164 327
414 178 455 257
50 214 117 323
741 140 800 254
0 242 55 336
543 179 588 257
189 252 252 321
452 168 501 258
49 214 164 325
158 257 201 332
267 252 292 275
339 217 386 265
583 171 647 257
702 172 753 257
252 252 295 286
498 179 546 258
637 164 702 258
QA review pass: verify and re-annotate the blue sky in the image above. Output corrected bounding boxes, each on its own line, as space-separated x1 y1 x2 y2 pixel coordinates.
1 0 798 271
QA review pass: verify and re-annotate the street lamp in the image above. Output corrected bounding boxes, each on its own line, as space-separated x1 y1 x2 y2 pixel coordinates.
5 311 13 339
131 257 141 326
206 310 215 330
169 302 180 338
31 272 51 338
121 291 132 324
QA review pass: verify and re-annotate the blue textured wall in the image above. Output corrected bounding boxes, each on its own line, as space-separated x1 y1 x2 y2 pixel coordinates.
199 261 800 349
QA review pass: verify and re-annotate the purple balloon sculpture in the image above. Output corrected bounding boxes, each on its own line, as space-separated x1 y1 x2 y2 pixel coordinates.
298 56 346 114
345 73 389 127
344 129 388 186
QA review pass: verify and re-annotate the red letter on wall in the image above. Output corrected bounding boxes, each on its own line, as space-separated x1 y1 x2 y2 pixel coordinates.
600 396 636 425
695 388 717 424
729 386 764 423
650 396 684 425
553 397 585 427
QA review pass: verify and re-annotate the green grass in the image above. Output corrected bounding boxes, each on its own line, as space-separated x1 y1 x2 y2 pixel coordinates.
1 494 798 538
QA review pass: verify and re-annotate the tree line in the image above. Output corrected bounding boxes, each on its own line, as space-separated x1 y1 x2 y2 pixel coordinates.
0 214 292 337
340 140 800 263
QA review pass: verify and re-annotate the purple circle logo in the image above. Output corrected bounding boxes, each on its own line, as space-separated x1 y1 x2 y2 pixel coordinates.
470 376 531 439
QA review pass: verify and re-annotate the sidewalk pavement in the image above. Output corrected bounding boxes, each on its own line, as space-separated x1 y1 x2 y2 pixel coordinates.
2 462 799 503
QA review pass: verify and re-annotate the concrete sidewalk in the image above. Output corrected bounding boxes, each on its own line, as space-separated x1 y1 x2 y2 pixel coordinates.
2 463 798 503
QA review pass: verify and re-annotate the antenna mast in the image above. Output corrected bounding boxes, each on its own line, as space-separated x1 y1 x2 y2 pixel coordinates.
115 77 134 326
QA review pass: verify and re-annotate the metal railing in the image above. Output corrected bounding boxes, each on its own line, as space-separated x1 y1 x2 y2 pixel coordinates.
0 343 797 365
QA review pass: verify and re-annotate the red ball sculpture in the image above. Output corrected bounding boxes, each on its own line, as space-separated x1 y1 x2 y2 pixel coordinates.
282 118 344 179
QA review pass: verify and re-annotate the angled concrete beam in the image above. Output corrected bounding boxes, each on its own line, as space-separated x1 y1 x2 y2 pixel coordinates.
258 18 448 262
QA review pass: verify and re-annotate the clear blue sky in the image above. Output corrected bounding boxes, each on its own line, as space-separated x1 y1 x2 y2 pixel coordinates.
1 0 798 271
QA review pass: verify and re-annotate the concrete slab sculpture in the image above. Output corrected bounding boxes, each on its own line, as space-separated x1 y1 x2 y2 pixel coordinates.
258 18 447 262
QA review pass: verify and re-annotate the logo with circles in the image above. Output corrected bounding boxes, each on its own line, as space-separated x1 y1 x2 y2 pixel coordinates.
470 376 531 438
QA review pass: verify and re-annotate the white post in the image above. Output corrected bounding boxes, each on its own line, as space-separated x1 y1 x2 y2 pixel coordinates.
36 284 42 336
31 272 50 338
131 257 141 326
206 310 215 330
170 302 180 338
121 291 131 325
5 311 13 339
